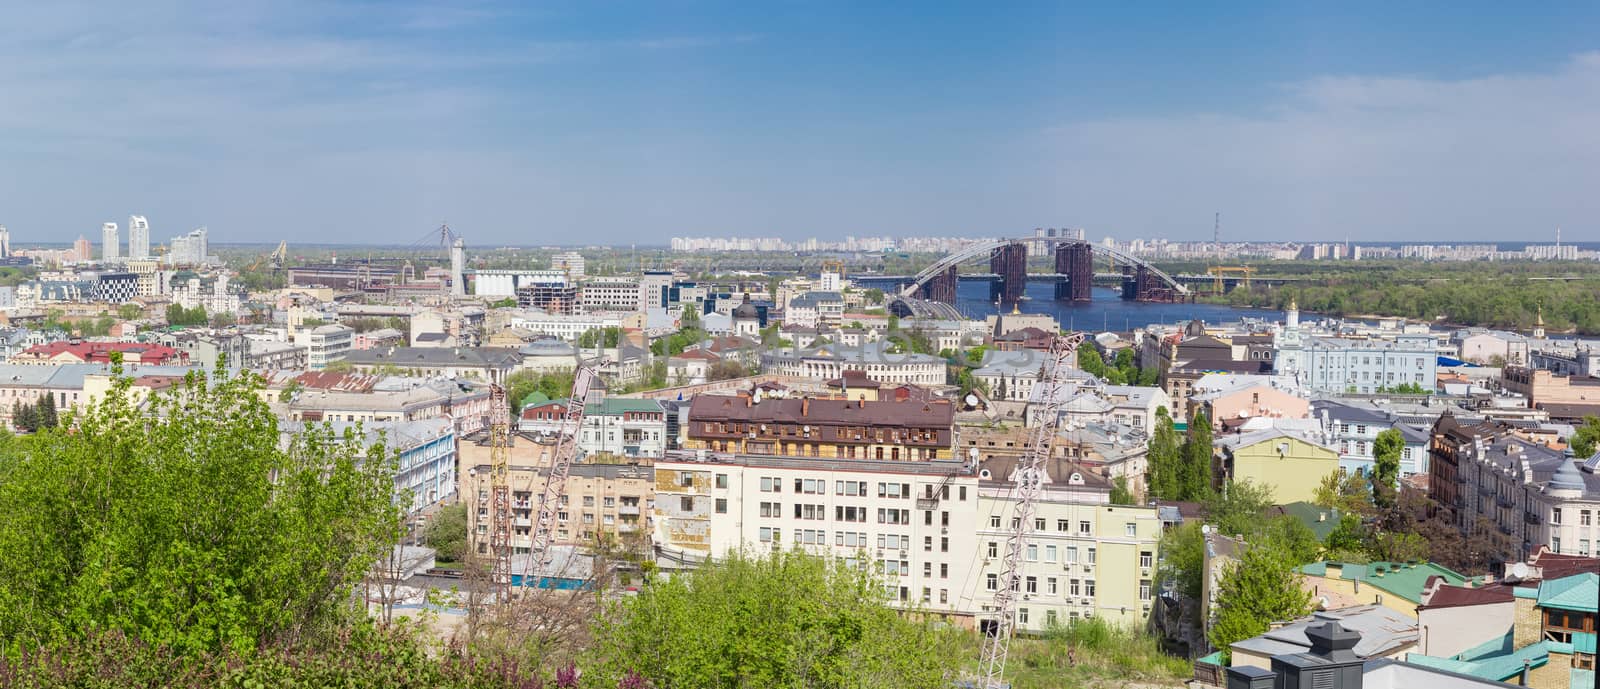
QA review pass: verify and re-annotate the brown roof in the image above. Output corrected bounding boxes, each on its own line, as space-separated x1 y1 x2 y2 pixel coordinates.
978 455 1111 490
825 369 882 389
1417 577 1514 610
1529 546 1600 580
293 371 380 392
689 394 953 430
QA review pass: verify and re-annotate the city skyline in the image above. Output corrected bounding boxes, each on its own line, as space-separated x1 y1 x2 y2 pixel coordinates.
1 2 1597 245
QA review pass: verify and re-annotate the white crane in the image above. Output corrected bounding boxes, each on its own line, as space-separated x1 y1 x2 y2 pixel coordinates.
977 332 1085 688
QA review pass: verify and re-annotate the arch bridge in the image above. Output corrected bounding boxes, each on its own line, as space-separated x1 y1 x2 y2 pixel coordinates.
893 239 1189 310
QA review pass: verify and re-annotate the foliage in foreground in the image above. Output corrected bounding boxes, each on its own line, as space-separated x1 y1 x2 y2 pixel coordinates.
997 618 1190 689
1207 544 1314 662
588 548 964 689
0 366 402 656
0 625 552 689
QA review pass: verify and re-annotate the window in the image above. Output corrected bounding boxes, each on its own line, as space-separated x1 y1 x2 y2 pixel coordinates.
1065 546 1078 563
1047 577 1058 595
1087 548 1096 565
1124 522 1136 537
940 563 949 579
1140 580 1152 601
759 527 774 542
924 536 933 552
1034 518 1045 531
923 562 932 578
1026 544 1038 561
715 473 728 489
1084 580 1096 597
680 473 694 488
941 537 949 552
990 515 1002 528
715 498 727 514
1025 576 1038 594
1056 519 1069 532
1139 551 1153 569
1069 579 1080 596
1552 536 1562 553
986 573 998 591
583 496 595 507
1018 608 1029 625
1553 508 1563 525
1078 520 1091 535
987 542 998 558
940 589 948 604
1582 510 1592 527
959 486 967 501
679 496 694 511
1045 545 1057 562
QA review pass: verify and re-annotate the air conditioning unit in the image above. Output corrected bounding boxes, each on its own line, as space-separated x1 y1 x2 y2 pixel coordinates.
941 527 949 534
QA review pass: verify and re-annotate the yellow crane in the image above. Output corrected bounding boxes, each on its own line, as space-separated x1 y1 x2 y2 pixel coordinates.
245 241 288 272
1207 265 1254 294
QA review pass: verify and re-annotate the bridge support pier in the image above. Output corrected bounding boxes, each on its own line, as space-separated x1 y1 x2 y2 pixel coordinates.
1054 241 1093 302
989 242 1028 303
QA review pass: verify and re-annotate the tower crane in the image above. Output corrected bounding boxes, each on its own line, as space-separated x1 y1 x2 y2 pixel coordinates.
487 365 599 599
977 332 1085 689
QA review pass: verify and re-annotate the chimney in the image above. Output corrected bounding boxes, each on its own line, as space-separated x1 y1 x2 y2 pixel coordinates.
1270 621 1365 689
801 397 810 416
1225 665 1275 689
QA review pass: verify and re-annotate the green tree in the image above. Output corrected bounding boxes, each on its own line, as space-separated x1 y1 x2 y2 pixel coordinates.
1203 479 1275 539
488 297 517 308
505 369 577 414
589 548 959 688
1371 428 1404 507
1178 411 1214 501
0 366 400 655
1077 345 1106 377
118 303 145 320
1569 416 1600 458
35 393 58 430
1157 521 1204 601
1146 409 1183 500
1110 476 1134 505
1207 543 1315 661
423 502 469 563
1324 513 1367 553
1313 470 1374 517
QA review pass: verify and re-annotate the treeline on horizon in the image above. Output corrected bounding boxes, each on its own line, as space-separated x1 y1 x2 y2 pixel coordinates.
1177 261 1600 335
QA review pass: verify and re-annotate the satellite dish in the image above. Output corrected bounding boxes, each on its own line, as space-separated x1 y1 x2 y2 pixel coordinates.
964 393 979 407
1201 525 1212 535
1511 562 1530 580
753 389 764 403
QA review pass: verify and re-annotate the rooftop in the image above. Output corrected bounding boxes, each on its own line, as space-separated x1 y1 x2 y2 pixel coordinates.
1300 560 1476 604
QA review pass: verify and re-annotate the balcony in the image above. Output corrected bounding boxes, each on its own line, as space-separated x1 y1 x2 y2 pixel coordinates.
1496 495 1514 509
619 505 641 516
1498 523 1514 536
1524 511 1542 525
915 497 940 511
1478 485 1492 497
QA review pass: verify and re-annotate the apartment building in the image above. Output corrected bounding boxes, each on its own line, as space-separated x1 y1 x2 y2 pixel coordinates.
289 418 456 513
341 346 521 384
971 458 1163 630
507 310 626 342
652 452 981 621
462 433 654 553
1431 414 1600 563
682 393 954 461
760 342 945 386
10 340 188 366
1277 332 1437 395
519 397 669 459
1502 365 1600 420
287 377 492 436
1313 400 1431 477
295 324 353 370
579 276 642 313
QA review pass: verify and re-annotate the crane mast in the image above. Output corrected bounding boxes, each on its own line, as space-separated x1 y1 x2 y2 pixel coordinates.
488 384 514 600
977 332 1085 689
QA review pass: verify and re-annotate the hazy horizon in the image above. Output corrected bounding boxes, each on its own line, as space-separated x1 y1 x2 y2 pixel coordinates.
2 2 1596 246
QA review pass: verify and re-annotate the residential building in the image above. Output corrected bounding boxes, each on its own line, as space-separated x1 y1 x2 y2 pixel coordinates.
11 340 188 366
1314 400 1431 477
1229 605 1419 670
341 346 521 384
1430 413 1600 564
127 215 150 259
290 418 456 513
462 434 654 552
295 324 353 370
1189 375 1310 434
1217 621 1521 689
972 457 1163 630
519 397 669 459
760 342 945 386
1276 326 1437 395
286 376 492 436
682 393 954 461
1452 329 1531 366
1298 560 1475 621
507 310 626 342
1405 571 1598 688
168 227 209 266
785 291 845 329
579 276 642 313
1503 365 1600 420
651 451 980 622
1215 428 1341 504
101 222 119 262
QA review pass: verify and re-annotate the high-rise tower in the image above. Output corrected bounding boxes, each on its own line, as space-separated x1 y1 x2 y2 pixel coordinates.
102 222 120 262
127 215 151 259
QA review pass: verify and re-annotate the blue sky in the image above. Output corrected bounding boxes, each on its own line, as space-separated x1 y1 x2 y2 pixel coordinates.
1 2 1597 246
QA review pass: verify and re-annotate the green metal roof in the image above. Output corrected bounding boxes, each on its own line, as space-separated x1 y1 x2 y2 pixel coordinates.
532 397 663 416
1276 501 1341 541
1405 631 1553 682
1536 573 1598 613
1299 560 1473 604
520 391 551 408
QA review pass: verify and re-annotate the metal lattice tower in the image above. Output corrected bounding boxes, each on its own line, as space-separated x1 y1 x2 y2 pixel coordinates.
977 332 1085 689
521 366 598 583
488 384 513 601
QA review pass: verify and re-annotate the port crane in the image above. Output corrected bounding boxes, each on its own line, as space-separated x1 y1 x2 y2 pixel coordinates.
976 332 1085 689
487 365 599 599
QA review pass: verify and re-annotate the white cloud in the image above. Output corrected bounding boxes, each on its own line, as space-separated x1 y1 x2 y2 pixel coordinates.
1034 53 1600 241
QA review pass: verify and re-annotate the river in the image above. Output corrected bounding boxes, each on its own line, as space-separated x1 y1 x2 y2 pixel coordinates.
951 281 1281 333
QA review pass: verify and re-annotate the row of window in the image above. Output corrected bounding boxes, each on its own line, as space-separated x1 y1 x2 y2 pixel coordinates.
987 515 1141 538
755 528 952 553
1550 508 1594 526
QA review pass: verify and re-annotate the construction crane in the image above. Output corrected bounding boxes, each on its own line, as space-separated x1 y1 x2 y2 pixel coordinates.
977 332 1085 689
1206 265 1254 294
244 241 289 273
487 365 599 599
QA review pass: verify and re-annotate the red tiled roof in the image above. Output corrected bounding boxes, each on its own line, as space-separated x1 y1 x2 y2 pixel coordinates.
21 340 187 365
1417 578 1514 610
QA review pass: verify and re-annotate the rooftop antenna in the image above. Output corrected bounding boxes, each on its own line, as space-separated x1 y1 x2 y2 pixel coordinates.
1213 212 1221 256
